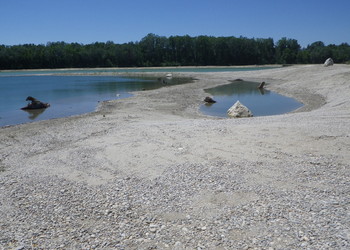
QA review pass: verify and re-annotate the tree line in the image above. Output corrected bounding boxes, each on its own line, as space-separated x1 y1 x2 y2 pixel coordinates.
0 33 349 70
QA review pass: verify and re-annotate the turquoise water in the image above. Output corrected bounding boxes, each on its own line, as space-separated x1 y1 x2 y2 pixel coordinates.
201 81 303 117
0 75 188 127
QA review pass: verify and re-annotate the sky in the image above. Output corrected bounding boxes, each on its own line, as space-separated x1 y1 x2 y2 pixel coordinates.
1 0 350 48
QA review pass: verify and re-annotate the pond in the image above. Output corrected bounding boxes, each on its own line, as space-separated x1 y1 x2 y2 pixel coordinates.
0 75 189 127
200 81 303 118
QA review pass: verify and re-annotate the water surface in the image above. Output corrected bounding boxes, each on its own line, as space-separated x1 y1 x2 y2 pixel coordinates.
201 81 303 117
0 67 279 127
0 75 188 127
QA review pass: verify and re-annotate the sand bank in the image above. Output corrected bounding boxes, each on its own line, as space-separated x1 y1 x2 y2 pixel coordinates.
1 65 349 249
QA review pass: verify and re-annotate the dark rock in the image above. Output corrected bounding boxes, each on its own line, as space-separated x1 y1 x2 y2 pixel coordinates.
258 82 265 89
204 96 216 103
21 96 50 110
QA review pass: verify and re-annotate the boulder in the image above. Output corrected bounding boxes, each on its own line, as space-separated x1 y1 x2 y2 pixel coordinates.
227 101 253 118
204 96 216 103
21 102 50 110
324 58 334 67
21 96 50 110
258 81 265 89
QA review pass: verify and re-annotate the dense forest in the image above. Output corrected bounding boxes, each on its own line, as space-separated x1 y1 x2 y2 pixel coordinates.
1 33 349 70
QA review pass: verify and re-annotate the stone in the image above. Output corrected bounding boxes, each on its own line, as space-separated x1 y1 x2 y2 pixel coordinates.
149 223 158 233
22 96 50 110
204 96 216 103
258 81 266 89
227 101 253 118
324 58 334 66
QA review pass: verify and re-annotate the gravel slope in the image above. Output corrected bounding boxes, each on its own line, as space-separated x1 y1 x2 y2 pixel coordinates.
1 65 349 249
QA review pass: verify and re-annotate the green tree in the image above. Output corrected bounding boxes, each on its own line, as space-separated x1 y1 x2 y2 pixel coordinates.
307 41 329 63
195 36 215 65
2 34 350 70
256 38 275 64
297 49 310 64
329 43 350 63
276 37 300 64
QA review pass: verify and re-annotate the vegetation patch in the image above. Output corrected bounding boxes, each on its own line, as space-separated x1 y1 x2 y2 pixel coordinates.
1 34 349 70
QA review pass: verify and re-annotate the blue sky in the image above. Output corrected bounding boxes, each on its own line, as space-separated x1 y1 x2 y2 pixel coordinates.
1 0 349 48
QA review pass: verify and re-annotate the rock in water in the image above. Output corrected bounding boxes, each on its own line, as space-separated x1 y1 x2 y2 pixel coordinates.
324 58 334 66
204 96 216 103
258 81 265 89
227 101 253 118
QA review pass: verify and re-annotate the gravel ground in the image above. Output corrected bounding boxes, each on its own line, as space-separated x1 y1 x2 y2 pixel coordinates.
1 157 349 249
1 65 349 249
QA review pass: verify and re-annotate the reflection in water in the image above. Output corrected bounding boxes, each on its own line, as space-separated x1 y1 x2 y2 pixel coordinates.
258 88 265 95
201 81 303 117
207 81 271 96
204 102 215 107
22 108 47 120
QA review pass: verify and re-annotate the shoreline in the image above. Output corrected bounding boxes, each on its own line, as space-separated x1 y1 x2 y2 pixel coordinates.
0 64 282 73
0 65 322 129
0 65 288 128
1 65 349 249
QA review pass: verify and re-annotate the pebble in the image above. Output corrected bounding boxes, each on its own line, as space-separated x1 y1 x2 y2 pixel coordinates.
0 152 349 249
149 224 158 233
